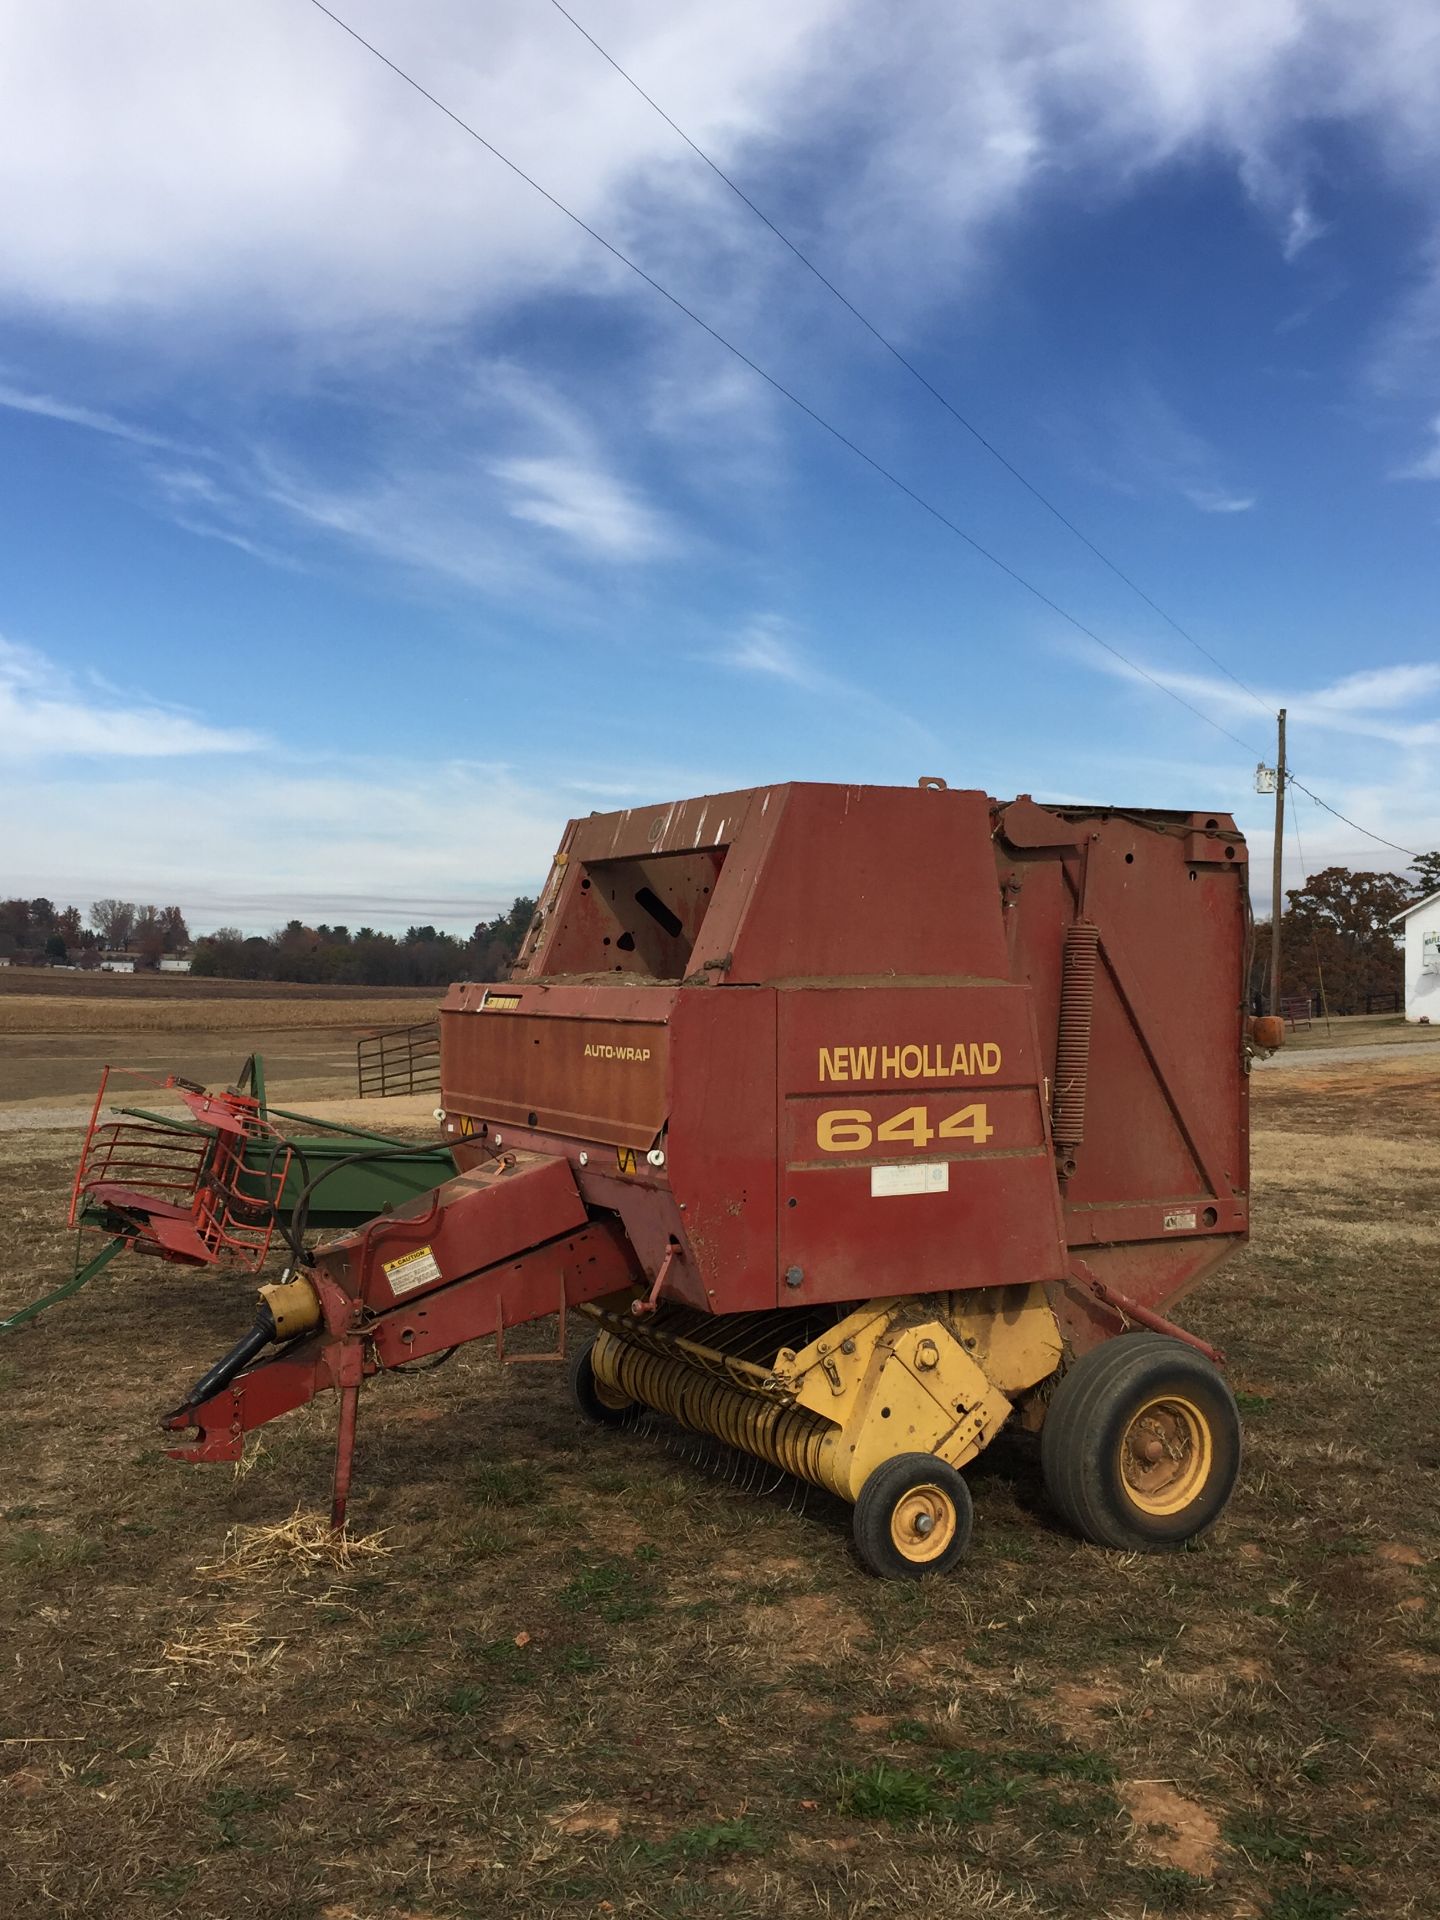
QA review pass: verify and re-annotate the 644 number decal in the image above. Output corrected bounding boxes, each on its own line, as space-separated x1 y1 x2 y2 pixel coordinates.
817 1103 993 1153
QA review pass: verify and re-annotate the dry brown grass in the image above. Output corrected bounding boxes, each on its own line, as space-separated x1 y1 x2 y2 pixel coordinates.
0 988 436 1035
0 976 440 1109
1274 1010 1440 1052
0 1059 1435 1919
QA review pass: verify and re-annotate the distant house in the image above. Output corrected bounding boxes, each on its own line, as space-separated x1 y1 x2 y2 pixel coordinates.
0 955 10 968
158 954 193 974
1390 890 1440 1023
99 956 136 974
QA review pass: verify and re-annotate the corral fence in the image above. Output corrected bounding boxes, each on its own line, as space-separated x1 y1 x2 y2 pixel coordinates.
357 1020 440 1098
1280 995 1313 1030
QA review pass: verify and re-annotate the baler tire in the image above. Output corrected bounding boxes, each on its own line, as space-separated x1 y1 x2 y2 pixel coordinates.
1040 1332 1241 1552
852 1454 973 1580
567 1337 636 1428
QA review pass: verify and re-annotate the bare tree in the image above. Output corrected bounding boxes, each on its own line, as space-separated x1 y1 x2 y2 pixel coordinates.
89 899 136 949
133 904 165 967
160 905 191 953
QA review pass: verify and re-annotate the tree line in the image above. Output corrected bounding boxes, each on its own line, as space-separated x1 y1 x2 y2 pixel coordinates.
1251 851 1438 1014
0 896 190 965
188 898 537 987
0 894 535 987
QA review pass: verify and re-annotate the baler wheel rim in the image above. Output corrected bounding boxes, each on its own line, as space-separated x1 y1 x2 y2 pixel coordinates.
1039 1330 1241 1552
1119 1393 1212 1516
888 1484 959 1563
852 1453 973 1580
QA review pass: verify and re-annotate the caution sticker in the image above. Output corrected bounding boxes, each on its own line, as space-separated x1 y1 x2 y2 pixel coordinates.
1163 1209 1198 1233
383 1245 442 1295
616 1146 638 1175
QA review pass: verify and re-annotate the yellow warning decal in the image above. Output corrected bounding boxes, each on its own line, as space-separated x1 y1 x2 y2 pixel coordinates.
383 1245 442 1295
616 1146 638 1175
457 1115 476 1137
481 994 521 1011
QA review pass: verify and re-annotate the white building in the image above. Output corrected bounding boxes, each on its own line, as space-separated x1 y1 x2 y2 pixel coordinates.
1391 889 1440 1023
99 957 135 974
159 955 193 974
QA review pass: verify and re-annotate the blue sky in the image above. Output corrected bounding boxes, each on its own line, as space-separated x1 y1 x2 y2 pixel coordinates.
3 0 1439 933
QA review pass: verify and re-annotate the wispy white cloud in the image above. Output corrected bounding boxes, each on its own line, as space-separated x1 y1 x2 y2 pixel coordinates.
718 611 938 746
726 614 814 684
0 636 262 760
1078 644 1440 749
1305 663 1440 713
1063 638 1440 878
1067 381 1257 518
0 377 187 452
1183 486 1257 514
492 454 673 560
1393 412 1440 480
1281 198 1325 263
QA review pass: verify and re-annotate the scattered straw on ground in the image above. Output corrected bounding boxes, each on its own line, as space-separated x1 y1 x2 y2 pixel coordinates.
159 1615 286 1675
198 1509 391 1585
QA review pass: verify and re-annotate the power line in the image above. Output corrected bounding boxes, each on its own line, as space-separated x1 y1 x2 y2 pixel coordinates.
1286 776 1418 859
304 2 1420 858
303 0 1264 762
547 3 1429 866
545 0 1277 724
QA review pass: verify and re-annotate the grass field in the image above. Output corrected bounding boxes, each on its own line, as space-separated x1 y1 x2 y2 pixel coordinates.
0 973 440 1109
0 1044 1435 1919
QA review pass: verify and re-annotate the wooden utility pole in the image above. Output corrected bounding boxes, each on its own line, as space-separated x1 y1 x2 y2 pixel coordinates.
1269 707 1287 1015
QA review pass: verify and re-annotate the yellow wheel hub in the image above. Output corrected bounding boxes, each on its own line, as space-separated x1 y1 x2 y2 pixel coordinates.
889 1483 958 1563
1120 1393 1213 1516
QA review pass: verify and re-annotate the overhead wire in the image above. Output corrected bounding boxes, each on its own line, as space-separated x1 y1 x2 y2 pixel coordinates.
544 0 1277 723
1284 776 1417 858
546 3 1428 864
305 1 1419 856
302 0 1263 762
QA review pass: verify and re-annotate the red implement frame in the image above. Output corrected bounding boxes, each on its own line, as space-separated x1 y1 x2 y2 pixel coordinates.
163 1155 644 1524
70 1068 293 1271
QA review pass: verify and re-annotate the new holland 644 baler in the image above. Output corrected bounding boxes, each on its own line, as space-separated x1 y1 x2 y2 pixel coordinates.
159 780 1276 1577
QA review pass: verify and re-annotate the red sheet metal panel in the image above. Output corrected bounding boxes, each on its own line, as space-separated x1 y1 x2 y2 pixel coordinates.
723 784 1010 984
318 1151 589 1310
995 803 1250 1319
663 986 778 1313
773 983 1067 1305
441 985 674 1149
